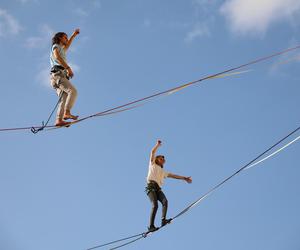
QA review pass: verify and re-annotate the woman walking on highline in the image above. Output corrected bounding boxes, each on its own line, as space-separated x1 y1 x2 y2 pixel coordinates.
50 29 80 127
146 140 192 232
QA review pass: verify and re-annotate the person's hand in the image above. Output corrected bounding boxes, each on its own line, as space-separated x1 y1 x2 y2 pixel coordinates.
156 140 162 147
185 176 192 184
73 28 80 36
67 67 74 78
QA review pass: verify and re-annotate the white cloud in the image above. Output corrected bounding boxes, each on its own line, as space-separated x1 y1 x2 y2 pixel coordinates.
36 67 51 88
183 0 216 43
0 9 22 37
69 62 80 73
25 24 54 49
220 0 300 35
185 22 210 43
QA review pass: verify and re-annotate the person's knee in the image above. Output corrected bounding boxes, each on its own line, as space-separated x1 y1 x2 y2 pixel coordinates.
152 201 158 211
71 86 77 97
63 81 77 96
162 198 168 207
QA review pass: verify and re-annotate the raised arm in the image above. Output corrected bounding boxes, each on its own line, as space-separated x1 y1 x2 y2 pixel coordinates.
168 173 192 184
65 28 80 50
150 140 162 163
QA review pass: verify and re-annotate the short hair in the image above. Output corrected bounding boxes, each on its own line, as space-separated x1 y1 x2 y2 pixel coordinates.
52 32 67 45
155 155 165 166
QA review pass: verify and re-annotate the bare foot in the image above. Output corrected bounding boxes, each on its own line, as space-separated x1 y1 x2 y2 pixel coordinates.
63 114 78 120
55 120 71 127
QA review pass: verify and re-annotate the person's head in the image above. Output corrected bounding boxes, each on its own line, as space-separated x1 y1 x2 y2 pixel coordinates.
52 32 68 46
155 155 165 167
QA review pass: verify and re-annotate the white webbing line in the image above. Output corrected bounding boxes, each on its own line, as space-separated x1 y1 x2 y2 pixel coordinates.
245 134 300 170
187 134 300 210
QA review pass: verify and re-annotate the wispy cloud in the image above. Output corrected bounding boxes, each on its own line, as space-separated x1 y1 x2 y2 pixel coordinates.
185 22 210 43
25 24 54 49
36 66 51 89
69 62 80 73
183 0 216 43
220 0 300 35
0 8 22 37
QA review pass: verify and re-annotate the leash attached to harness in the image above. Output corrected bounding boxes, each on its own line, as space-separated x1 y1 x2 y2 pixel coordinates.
31 92 63 134
31 65 70 134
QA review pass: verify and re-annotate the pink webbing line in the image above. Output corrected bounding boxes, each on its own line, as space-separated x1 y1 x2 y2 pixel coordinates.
1 44 299 133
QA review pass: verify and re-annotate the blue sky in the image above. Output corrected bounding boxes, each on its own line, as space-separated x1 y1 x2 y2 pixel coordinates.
0 0 300 250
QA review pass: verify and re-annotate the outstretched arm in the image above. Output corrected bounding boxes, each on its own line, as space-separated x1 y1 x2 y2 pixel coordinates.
65 28 80 50
168 173 192 183
150 140 162 163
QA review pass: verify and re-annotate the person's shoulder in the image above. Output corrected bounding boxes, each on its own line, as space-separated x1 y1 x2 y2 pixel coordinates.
52 43 62 51
52 44 58 51
149 159 158 167
149 159 154 166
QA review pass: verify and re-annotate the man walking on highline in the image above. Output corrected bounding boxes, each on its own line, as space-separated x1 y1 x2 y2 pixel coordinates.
50 29 80 127
146 140 192 232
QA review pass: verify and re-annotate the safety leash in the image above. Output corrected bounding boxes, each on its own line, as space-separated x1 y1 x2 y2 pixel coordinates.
31 93 62 134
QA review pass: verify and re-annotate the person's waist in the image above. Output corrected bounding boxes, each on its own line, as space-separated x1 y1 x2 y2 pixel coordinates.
50 65 66 73
147 180 161 188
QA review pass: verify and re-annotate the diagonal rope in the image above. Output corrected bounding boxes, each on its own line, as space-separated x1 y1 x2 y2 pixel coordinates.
172 125 300 220
53 70 244 132
1 45 300 133
109 235 146 250
87 227 158 250
245 134 300 170
166 69 251 95
75 45 300 125
75 45 300 123
86 232 146 250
